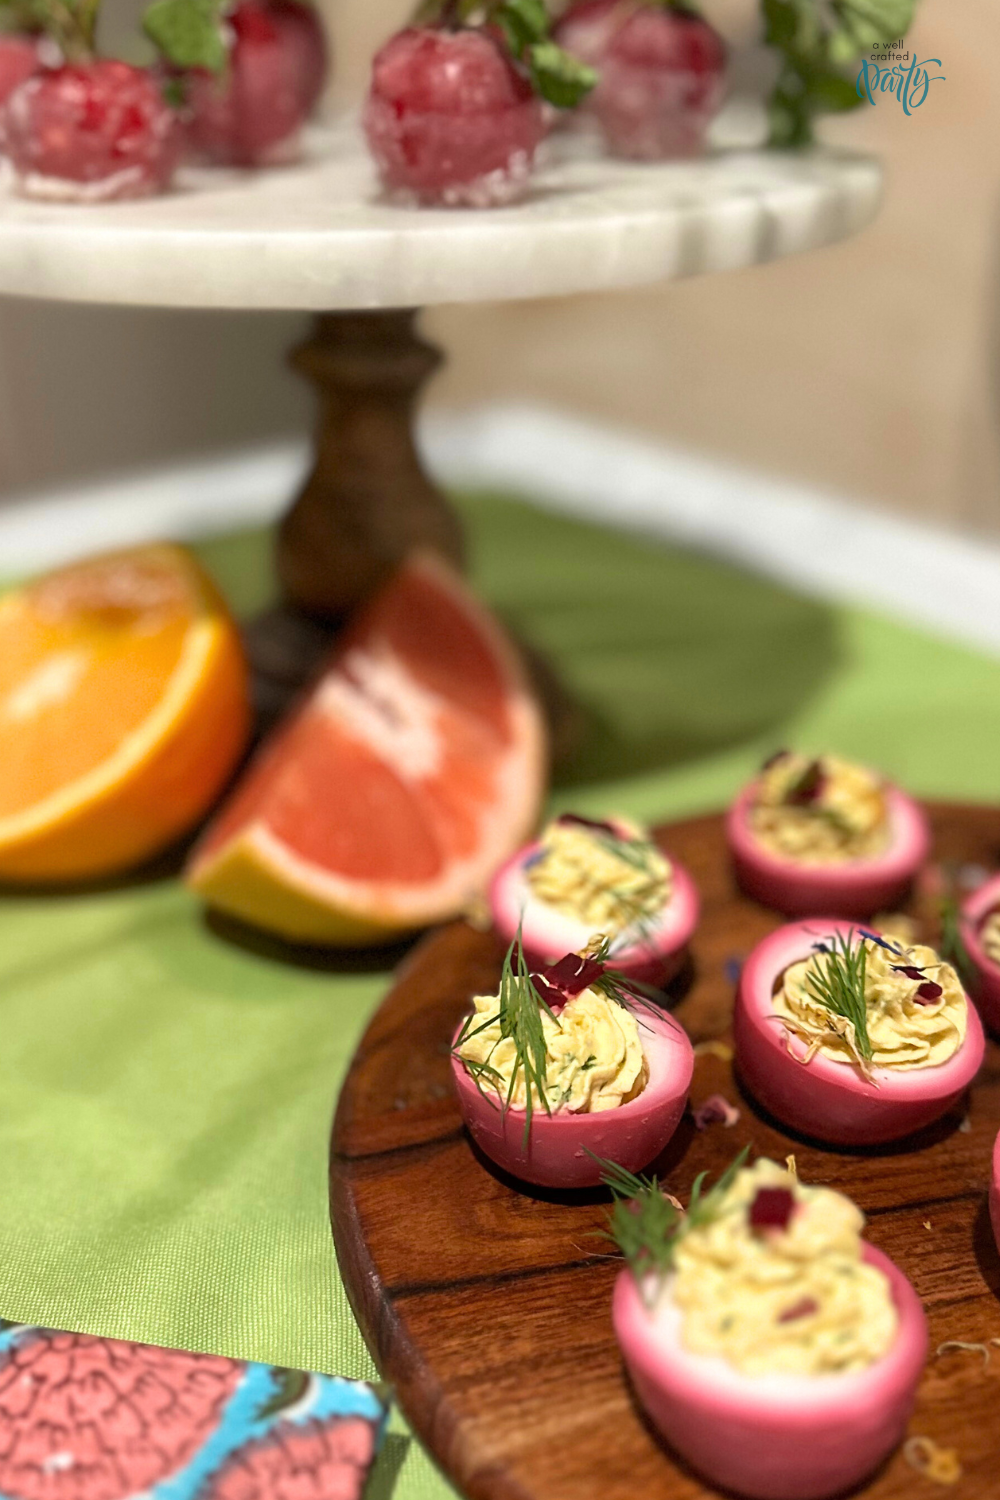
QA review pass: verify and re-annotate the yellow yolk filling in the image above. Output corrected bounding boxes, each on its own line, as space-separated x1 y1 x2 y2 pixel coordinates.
980 909 1000 966
774 938 966 1071
526 817 672 934
750 753 889 864
673 1159 898 1377
458 987 647 1113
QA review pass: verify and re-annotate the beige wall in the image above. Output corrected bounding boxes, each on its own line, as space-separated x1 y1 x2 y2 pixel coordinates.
1 0 995 536
427 0 1000 533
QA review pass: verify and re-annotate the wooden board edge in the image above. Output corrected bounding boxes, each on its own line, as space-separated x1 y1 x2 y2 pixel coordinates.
330 1124 536 1500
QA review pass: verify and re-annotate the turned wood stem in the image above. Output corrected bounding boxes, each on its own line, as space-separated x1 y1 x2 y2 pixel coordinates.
278 308 465 621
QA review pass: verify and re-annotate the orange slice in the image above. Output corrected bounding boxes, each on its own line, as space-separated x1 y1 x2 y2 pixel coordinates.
0 543 251 881
187 552 547 945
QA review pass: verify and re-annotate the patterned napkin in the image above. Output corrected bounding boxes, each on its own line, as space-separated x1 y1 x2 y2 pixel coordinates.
0 1323 387 1500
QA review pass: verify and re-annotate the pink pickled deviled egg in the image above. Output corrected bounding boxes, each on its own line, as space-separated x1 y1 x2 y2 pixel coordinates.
611 1155 928 1500
990 1128 1000 1257
959 871 1000 1034
727 751 930 919
490 813 699 990
451 944 693 1188
735 921 983 1145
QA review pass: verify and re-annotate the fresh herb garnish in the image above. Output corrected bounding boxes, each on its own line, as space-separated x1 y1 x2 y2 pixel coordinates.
453 934 661 1142
804 929 873 1063
532 817 669 951
763 0 920 148
452 929 560 1143
593 1146 751 1302
574 934 664 1016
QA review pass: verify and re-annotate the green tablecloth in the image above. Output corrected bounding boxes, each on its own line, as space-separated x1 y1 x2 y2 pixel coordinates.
2 492 1000 1499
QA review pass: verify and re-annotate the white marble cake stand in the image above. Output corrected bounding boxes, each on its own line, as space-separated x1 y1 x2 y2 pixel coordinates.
0 119 879 309
0 119 881 708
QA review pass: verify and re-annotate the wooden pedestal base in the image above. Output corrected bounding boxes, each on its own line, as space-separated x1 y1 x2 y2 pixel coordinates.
279 308 464 620
245 307 464 721
245 307 582 759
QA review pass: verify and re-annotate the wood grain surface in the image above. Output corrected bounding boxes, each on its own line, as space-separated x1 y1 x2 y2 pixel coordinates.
330 804 1000 1500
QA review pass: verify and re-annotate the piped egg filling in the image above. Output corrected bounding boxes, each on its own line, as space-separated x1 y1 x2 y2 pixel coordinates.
980 908 1000 966
773 932 966 1073
749 752 890 864
458 985 648 1113
671 1158 898 1377
526 814 672 933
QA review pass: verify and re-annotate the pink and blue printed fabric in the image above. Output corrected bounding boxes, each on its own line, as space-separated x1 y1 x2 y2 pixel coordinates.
0 1323 386 1500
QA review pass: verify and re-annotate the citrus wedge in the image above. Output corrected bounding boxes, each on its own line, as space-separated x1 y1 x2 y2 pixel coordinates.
0 543 251 881
187 552 548 946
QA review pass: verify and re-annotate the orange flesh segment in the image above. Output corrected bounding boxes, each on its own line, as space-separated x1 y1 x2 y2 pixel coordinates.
0 554 195 821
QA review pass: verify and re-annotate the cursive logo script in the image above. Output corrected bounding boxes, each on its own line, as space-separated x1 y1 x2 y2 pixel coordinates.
856 55 946 115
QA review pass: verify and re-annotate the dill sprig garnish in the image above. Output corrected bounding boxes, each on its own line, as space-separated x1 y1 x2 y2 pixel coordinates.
592 1146 751 1303
577 934 659 1016
592 828 660 876
805 930 872 1062
590 828 669 947
452 930 560 1143
453 928 665 1144
532 816 669 952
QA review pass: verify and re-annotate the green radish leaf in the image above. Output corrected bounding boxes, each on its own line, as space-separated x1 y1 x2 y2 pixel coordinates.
762 0 920 147
528 39 597 109
143 0 227 73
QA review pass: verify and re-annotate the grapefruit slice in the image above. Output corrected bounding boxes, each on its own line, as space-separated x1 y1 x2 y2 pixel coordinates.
0 543 251 881
187 553 548 945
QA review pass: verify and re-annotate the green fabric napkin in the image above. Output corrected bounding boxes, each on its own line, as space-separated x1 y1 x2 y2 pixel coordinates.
2 492 1000 1500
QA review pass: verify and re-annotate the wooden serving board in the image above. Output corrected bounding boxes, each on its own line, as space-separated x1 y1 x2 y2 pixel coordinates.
330 805 1000 1500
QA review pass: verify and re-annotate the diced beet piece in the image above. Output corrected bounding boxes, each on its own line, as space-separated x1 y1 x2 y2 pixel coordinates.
4 60 180 201
785 759 825 806
538 951 607 995
558 812 620 837
749 1186 795 1232
778 1296 819 1323
363 26 545 207
915 980 943 1004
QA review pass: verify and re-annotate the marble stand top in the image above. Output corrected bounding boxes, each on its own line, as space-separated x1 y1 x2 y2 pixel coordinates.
0 119 881 310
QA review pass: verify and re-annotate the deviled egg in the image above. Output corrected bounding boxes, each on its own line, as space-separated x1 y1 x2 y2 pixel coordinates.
610 1154 928 1499
451 940 693 1188
735 922 984 1144
727 752 930 919
490 813 699 989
